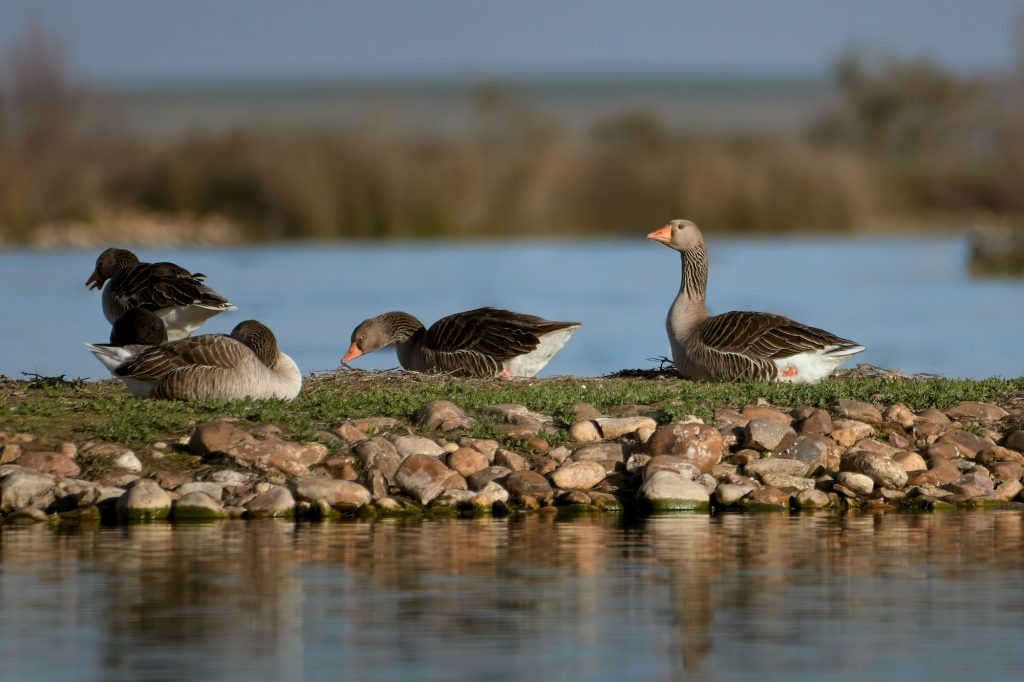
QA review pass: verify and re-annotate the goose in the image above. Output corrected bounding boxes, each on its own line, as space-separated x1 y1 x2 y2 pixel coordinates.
87 319 302 400
341 307 581 379
85 247 236 341
647 219 865 383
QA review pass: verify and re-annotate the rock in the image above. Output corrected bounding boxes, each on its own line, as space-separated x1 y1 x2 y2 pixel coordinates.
265 441 328 478
744 457 808 479
993 478 1023 502
946 401 1009 422
467 466 512 491
481 404 553 438
471 481 510 508
778 434 839 475
796 409 833 435
558 490 593 506
832 399 882 424
210 470 251 486
116 479 172 521
447 448 489 478
414 400 476 431
795 489 831 508
374 497 403 512
909 464 962 487
646 422 723 473
851 438 898 458
458 437 500 460
741 405 792 424
924 443 959 463
745 486 793 508
840 452 908 489
988 461 1024 482
715 407 749 428
389 435 444 459
743 419 795 452
892 451 928 473
635 427 655 444
976 446 1024 466
504 471 554 501
112 450 143 472
569 421 601 443
572 442 626 463
244 485 295 518
331 422 368 444
354 438 403 480
0 470 56 513
568 403 603 421
293 477 371 510
76 485 126 508
760 473 816 491
1005 431 1024 452
883 404 917 429
637 470 710 511
547 446 572 464
188 422 251 457
15 451 80 477
4 507 50 524
643 455 701 481
917 408 951 424
942 471 995 498
714 483 755 506
595 416 658 439
549 461 607 490
173 492 226 520
394 454 452 505
0 443 21 464
432 489 477 509
836 471 874 495
830 420 874 448
494 449 529 471
936 430 995 459
177 481 224 499
348 416 402 432
525 438 549 454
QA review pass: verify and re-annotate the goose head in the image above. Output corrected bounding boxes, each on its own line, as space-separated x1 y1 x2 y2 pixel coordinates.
647 219 705 253
110 308 168 346
342 315 393 364
231 320 279 368
86 248 140 290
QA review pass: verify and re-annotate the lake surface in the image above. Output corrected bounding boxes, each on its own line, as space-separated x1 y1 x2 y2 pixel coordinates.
1 236 1022 381
2 512 1023 682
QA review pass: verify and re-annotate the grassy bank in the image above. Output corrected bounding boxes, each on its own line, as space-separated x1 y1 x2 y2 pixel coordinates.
4 370 1022 452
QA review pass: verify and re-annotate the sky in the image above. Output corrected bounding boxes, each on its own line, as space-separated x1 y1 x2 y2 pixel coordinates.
0 0 1022 85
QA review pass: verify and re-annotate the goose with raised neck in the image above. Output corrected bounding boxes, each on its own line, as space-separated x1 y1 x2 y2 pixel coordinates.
648 219 865 383
342 308 581 379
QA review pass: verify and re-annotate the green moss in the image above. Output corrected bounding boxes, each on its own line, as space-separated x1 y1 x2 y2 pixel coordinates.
643 499 711 513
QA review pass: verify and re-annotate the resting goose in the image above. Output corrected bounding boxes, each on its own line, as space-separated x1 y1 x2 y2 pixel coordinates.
86 247 236 341
342 307 581 379
87 319 302 400
648 219 865 383
86 308 170 394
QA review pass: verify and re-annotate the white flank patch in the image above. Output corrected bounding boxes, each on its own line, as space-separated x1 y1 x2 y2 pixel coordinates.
84 343 154 397
505 326 581 378
156 303 237 341
772 344 866 384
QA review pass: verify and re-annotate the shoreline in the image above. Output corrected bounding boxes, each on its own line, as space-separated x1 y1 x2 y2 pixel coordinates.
1 371 1023 524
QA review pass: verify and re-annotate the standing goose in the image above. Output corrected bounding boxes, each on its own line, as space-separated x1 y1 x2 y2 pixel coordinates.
342 307 581 379
85 247 236 341
648 219 865 383
87 319 302 400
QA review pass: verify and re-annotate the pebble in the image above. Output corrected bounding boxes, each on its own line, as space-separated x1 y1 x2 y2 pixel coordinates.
467 466 512 491
760 473 816 491
795 488 831 508
176 481 225 499
646 422 723 473
936 430 994 459
447 447 489 478
840 452 908 489
830 420 874 448
504 471 554 501
113 450 143 472
494 449 529 471
116 479 172 521
744 419 795 451
744 457 808 479
892 451 928 473
293 477 371 510
836 471 875 495
389 435 445 459
569 421 601 443
1005 431 1024 452
15 451 81 477
572 442 626 463
796 409 834 435
595 416 658 439
946 401 1009 422
832 399 882 424
173 491 226 520
638 471 710 511
471 481 510 508
244 485 295 518
884 404 917 429
549 461 607 490
414 400 476 431
778 434 839 475
741 405 791 424
393 454 453 504
714 483 755 506
643 455 700 481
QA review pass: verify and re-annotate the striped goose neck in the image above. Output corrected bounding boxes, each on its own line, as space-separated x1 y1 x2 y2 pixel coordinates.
679 243 709 302
380 312 426 344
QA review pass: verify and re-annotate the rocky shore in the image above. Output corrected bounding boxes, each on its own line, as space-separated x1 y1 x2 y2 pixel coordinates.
2 371 1024 524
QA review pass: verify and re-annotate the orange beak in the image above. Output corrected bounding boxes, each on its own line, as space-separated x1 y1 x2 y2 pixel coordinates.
647 225 672 243
86 271 104 290
341 342 363 365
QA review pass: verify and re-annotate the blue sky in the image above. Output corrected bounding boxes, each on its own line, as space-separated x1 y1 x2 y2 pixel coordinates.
1 0 1021 84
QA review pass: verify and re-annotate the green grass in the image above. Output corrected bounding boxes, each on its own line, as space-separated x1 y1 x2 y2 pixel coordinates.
2 371 1022 451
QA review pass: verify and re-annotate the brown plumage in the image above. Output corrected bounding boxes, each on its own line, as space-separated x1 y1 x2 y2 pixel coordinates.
342 307 581 378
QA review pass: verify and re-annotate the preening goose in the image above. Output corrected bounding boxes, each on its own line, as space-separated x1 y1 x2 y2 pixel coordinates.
86 247 236 341
648 219 865 383
342 307 581 379
87 319 302 400
86 308 169 395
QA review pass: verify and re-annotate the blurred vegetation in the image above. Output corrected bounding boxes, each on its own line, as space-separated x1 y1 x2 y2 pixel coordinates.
2 27 1024 245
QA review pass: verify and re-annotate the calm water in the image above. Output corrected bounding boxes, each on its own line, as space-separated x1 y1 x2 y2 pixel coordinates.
1 513 1023 682
1 236 1022 381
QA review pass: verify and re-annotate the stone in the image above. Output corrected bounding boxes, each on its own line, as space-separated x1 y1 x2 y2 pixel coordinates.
374 497 402 512
432 489 477 508
568 403 603 421
331 422 368 444
188 422 251 457
924 443 960 463
210 469 251 486
444 471 467 491
851 438 898 458
572 442 626 463
4 507 50 524
988 461 1024 482
595 416 658 440
976 446 1024 466
569 421 601 443
744 457 808 479
177 481 224 499
1005 431 1024 452
447 448 489 478
390 435 445 459
394 454 453 505
504 471 554 501
245 485 295 518
830 420 874 448
946 401 1009 422
892 451 928 473
348 416 402 432
0 443 21 464
643 455 700 481
714 407 749 427
112 450 143 472
795 489 831 508
116 479 172 521
832 399 882 424
525 438 549 454
745 486 793 507
173 491 226 520
494 449 529 471
993 479 1023 502
467 466 512 491
0 470 56 513
744 419 795 452
264 441 328 478
354 438 403 480
414 400 476 431
883 404 917 429
741 405 791 424
15 451 80 478
293 477 371 509
936 430 995 459
637 470 710 511
549 461 607 490
559 490 593 506
471 481 510 507
778 434 839 475
547 446 572 464
836 471 874 495
76 485 126 508
917 408 951 424
646 422 723 473
714 483 754 506
909 464 963 487
760 473 816 491
840 452 908 489
458 438 500 460
796 409 833 435
942 471 995 498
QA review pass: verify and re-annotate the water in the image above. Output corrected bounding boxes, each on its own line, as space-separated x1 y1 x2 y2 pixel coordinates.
1 236 1022 381
2 513 1023 682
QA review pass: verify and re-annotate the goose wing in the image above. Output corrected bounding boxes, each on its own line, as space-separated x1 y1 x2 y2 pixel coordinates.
114 334 249 382
697 311 851 359
111 262 232 313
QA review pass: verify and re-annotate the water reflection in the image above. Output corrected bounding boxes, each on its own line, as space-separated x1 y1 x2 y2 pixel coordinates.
1 513 1023 681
